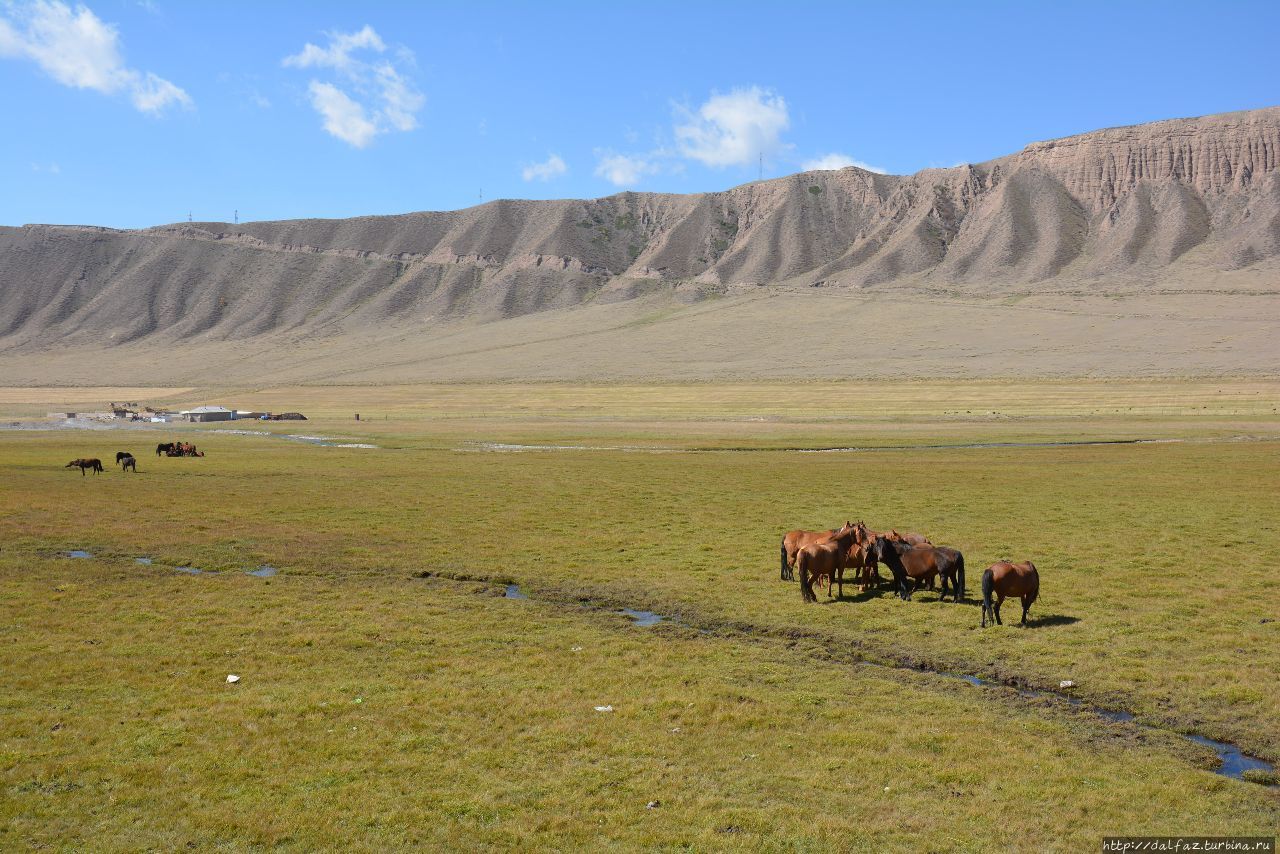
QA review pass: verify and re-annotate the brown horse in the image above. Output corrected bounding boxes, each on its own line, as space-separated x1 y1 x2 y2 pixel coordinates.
871 536 966 602
780 524 842 581
66 458 104 476
832 523 878 597
981 561 1039 627
796 522 859 603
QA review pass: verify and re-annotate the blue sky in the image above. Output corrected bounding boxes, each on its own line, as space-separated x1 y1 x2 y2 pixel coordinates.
2 0 1278 229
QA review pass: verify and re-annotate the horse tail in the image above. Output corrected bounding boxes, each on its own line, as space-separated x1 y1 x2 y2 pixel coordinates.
1027 564 1040 608
956 553 966 602
981 567 994 617
780 538 789 581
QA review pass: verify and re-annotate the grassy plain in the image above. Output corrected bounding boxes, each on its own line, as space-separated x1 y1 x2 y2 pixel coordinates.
3 380 1279 848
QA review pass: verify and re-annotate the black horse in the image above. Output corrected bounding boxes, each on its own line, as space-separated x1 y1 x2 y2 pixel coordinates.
116 451 133 465
156 442 175 457
870 536 966 602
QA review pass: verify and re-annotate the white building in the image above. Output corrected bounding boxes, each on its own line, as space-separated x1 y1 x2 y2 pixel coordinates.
181 405 236 423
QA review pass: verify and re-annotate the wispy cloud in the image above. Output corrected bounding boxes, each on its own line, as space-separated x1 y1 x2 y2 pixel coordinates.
801 153 886 174
522 153 567 182
31 161 61 173
283 25 423 148
674 86 789 168
0 0 191 114
593 151 660 187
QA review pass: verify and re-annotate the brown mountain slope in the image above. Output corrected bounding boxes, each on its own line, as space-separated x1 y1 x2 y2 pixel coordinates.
1 107 1278 382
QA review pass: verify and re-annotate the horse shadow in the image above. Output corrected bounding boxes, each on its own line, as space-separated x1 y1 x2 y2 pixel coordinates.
1023 614 1080 628
827 586 893 604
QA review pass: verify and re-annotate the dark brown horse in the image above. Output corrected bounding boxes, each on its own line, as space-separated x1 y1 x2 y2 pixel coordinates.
780 525 840 581
981 561 1039 627
116 451 133 465
871 536 966 602
120 454 137 473
796 522 859 603
156 442 175 457
66 458 104 476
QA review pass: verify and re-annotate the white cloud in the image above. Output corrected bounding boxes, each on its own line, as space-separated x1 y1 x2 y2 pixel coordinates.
283 26 422 147
0 0 190 114
594 151 659 187
31 161 60 173
801 153 886 174
674 86 789 168
308 81 377 148
283 25 384 72
131 70 191 113
522 154 567 182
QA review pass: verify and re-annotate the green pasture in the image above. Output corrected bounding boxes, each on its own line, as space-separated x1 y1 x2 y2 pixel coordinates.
2 383 1278 848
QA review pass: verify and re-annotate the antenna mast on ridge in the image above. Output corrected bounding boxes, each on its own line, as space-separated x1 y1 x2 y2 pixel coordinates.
234 209 238 224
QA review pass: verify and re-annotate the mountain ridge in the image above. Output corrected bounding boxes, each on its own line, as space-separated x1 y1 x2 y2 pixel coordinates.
1 106 1278 380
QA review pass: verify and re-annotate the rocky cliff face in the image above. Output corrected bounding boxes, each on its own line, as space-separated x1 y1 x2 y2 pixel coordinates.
1 106 1278 348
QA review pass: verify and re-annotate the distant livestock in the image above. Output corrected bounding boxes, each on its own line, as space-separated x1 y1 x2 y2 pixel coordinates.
66 458 104 475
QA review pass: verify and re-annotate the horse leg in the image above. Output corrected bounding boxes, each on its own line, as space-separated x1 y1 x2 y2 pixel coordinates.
1021 594 1031 626
939 572 950 602
994 593 1005 625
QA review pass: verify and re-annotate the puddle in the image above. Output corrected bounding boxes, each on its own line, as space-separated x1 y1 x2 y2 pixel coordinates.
464 441 660 454
173 566 205 575
66 550 93 559
795 438 1179 453
135 557 152 565
283 434 378 449
1186 735 1276 780
620 608 665 627
247 565 278 578
931 668 1267 783
208 429 378 449
457 438 1240 455
504 584 528 599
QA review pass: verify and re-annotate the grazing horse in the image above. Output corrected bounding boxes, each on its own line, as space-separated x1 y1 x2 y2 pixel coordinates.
65 458 104 476
780 525 839 581
981 561 1039 627
796 522 859 603
871 537 966 602
156 442 175 457
120 454 137 473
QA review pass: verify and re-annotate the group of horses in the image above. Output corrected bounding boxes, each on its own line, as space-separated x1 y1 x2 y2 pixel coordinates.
156 441 203 457
780 520 1040 627
66 443 209 477
66 451 139 474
